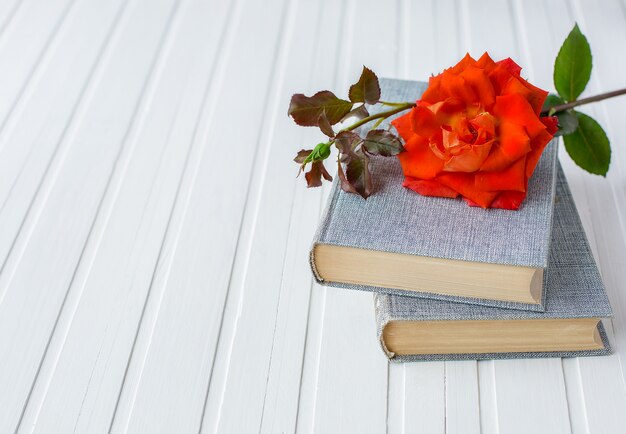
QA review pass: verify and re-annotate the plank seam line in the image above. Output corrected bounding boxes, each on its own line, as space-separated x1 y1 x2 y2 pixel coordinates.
476 361 483 434
457 0 471 55
253 0 306 430
0 0 24 48
444 362 447 434
508 0 532 77
11 0 182 430
384 362 390 434
560 358 582 433
0 0 78 155
491 362 500 434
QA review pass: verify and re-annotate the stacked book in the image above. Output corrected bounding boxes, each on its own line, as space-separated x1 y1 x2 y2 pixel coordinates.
309 78 612 361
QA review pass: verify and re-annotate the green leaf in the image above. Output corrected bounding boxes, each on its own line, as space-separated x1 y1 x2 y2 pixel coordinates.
362 129 404 156
346 151 373 198
564 111 610 176
348 67 381 104
555 110 578 136
304 160 332 187
543 93 564 114
554 23 592 102
289 91 353 126
542 94 578 137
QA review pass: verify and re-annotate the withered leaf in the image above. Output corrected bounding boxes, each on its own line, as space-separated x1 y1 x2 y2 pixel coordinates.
341 104 369 122
334 131 362 156
362 129 405 156
337 161 358 194
346 151 373 198
289 91 353 126
305 160 333 187
318 110 335 137
348 66 381 104
294 149 313 164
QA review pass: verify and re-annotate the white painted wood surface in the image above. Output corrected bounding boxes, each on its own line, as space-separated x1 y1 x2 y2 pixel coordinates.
0 0 625 432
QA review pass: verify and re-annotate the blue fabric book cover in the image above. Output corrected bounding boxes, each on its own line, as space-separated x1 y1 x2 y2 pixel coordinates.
310 78 558 311
374 164 612 361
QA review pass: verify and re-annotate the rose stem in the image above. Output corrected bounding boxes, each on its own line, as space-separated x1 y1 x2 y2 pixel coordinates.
541 88 626 116
341 102 416 132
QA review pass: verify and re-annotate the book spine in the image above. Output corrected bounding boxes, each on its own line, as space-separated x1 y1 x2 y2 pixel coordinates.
309 178 341 283
373 293 395 359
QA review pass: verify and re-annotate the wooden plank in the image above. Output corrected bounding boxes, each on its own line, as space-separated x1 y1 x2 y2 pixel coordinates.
0 0 126 276
0 0 74 131
561 358 589 434
515 2 626 432
0 0 23 40
387 363 445 434
197 0 330 431
386 3 449 431
105 0 299 432
445 361 480 434
493 359 571 434
477 361 498 434
249 0 350 432
394 1 480 432
15 0 239 432
296 0 406 432
461 1 574 432
0 0 180 431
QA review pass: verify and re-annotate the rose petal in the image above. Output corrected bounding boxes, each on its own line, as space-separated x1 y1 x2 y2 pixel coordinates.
487 62 514 94
470 112 496 137
421 74 444 103
431 98 465 126
501 76 548 115
490 191 526 210
436 172 499 208
460 66 496 109
525 129 553 179
391 110 414 141
403 177 459 198
495 57 522 76
449 53 477 74
440 71 477 104
475 52 496 70
444 140 494 172
475 156 527 192
411 105 439 138
397 135 445 179
480 122 530 171
493 93 547 139
541 116 559 135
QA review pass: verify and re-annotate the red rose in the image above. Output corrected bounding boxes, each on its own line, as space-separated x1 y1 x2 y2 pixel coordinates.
391 53 558 210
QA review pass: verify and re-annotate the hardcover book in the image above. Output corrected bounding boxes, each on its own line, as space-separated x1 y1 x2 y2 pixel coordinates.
310 78 558 311
374 165 612 361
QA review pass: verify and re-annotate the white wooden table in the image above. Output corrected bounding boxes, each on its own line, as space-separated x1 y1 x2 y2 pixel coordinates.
0 0 625 432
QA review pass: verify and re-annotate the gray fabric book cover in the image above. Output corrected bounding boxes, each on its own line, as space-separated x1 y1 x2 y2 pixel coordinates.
310 78 558 311
374 164 612 361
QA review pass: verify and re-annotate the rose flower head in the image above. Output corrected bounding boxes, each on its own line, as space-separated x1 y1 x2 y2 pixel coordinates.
391 53 558 210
